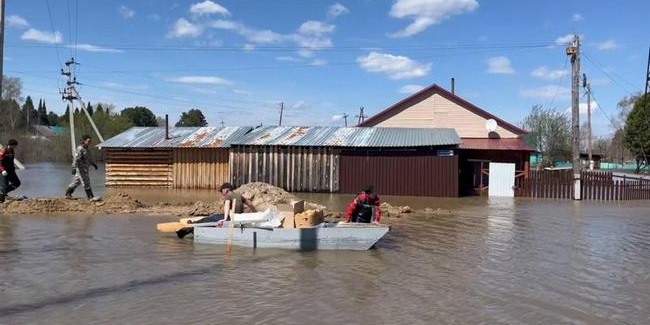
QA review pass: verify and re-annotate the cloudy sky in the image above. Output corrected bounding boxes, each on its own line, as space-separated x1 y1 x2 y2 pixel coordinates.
4 0 647 135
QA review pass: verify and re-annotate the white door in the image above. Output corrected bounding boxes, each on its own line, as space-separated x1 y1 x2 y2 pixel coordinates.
488 162 516 197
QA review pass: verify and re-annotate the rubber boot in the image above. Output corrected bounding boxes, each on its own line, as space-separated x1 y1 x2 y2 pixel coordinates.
0 193 5 203
65 187 75 199
86 189 101 202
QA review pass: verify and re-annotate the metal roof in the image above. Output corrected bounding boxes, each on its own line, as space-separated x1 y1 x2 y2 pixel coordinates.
97 126 253 148
459 138 535 151
230 126 461 147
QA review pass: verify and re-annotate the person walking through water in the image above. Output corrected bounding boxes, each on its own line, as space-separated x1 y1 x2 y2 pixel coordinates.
65 135 100 201
0 139 21 203
344 185 381 224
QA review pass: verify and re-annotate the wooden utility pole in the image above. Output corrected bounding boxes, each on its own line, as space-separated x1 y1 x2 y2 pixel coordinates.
583 74 593 170
0 0 5 98
567 35 582 200
342 113 348 127
278 102 284 126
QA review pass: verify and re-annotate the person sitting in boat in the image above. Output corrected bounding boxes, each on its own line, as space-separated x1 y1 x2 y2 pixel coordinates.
219 182 256 220
344 185 381 224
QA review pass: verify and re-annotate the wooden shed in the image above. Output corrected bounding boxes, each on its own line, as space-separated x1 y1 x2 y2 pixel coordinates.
98 126 252 188
229 126 462 196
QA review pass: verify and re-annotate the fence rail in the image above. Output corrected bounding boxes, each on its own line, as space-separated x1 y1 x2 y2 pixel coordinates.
517 170 650 200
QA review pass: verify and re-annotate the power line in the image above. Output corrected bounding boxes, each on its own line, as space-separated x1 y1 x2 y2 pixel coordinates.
581 51 638 95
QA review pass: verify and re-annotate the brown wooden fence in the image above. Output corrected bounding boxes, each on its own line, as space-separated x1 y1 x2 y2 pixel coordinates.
517 170 650 200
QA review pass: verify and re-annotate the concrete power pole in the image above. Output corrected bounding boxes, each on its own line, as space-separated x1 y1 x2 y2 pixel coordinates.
356 107 366 125
0 0 5 98
342 113 348 127
278 102 284 126
567 35 582 200
61 57 105 156
583 74 593 170
645 46 650 96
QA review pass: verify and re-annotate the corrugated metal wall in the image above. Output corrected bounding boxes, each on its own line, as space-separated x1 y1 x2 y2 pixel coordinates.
339 151 459 197
230 146 339 192
105 149 173 187
172 148 229 189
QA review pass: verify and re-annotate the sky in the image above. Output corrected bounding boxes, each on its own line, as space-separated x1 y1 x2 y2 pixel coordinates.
3 0 648 136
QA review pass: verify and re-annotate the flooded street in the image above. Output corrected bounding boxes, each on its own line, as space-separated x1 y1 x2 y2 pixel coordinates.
1 164 650 324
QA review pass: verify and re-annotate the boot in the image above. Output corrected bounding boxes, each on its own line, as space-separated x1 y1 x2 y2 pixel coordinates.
65 187 75 199
0 193 5 203
85 189 101 202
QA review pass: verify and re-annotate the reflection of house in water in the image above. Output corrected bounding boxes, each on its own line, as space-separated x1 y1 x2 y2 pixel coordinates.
358 83 534 196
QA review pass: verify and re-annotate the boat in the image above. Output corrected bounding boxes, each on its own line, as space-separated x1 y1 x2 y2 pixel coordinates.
192 221 390 251
157 206 390 251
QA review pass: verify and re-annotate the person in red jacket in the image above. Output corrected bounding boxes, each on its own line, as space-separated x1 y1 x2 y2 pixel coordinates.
344 185 381 224
0 139 20 203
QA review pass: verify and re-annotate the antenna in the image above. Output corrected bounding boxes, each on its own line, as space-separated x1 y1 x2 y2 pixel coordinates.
485 119 497 132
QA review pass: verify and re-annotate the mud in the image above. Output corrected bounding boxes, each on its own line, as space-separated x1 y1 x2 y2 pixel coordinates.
0 182 450 220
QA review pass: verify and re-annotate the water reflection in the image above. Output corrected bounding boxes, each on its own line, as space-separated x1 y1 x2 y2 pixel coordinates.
1 164 649 324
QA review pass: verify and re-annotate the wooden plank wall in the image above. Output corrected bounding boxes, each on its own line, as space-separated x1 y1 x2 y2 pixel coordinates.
105 149 173 187
230 146 339 192
172 148 229 189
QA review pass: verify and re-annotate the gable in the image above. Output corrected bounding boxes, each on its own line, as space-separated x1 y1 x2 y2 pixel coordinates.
360 84 526 139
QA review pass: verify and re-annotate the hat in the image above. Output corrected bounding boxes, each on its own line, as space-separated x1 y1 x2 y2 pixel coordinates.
220 182 234 191
362 185 374 194
7 139 18 146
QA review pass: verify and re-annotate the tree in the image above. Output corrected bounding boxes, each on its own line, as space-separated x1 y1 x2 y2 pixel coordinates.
522 105 572 167
37 99 49 126
86 102 94 116
47 111 60 126
1 75 22 101
120 106 158 126
21 96 36 130
623 94 650 173
175 109 207 127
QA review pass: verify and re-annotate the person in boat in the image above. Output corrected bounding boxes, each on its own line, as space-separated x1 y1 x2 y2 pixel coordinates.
176 182 256 238
344 185 381 224
0 139 21 203
65 135 100 201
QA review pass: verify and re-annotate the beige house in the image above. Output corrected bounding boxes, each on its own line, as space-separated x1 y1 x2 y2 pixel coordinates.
359 83 534 196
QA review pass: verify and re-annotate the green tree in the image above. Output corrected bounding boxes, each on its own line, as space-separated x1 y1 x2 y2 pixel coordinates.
175 108 207 127
120 106 158 126
21 96 36 130
47 111 60 126
522 105 572 167
623 94 650 173
37 99 49 126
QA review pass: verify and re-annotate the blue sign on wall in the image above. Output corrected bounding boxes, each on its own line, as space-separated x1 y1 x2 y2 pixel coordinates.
437 150 454 157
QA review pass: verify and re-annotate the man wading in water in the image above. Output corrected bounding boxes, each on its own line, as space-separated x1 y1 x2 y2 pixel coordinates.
65 135 100 201
0 139 22 203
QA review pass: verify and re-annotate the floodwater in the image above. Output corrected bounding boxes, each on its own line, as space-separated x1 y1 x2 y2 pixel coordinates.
1 163 650 324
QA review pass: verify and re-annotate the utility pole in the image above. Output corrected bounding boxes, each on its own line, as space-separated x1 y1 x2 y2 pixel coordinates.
356 107 366 125
278 102 284 126
220 118 225 127
61 57 104 156
342 113 348 127
645 46 650 96
583 73 593 170
0 0 5 98
566 34 581 200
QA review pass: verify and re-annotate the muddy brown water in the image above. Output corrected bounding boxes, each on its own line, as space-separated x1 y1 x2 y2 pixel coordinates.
1 163 649 324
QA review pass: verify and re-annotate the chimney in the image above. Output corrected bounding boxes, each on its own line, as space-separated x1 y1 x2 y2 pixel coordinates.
451 78 455 94
165 114 170 140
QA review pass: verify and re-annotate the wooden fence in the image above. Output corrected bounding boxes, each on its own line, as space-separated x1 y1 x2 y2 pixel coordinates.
517 170 650 200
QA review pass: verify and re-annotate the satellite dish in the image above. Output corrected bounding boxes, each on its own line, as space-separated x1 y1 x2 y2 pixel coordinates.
485 119 498 132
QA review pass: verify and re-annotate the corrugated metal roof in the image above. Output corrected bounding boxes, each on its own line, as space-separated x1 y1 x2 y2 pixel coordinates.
231 126 461 147
97 126 253 148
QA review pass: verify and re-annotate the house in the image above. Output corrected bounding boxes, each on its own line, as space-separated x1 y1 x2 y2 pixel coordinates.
358 83 534 196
